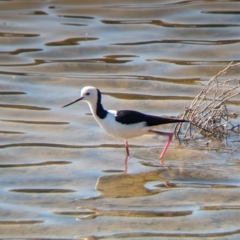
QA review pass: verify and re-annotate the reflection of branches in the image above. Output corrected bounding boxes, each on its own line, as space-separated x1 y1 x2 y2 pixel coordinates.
175 62 240 141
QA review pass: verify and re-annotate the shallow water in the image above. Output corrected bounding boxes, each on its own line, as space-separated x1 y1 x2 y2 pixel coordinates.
1 0 240 239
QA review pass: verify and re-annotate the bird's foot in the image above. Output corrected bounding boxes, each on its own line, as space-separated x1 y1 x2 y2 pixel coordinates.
159 157 165 167
164 181 177 188
164 181 170 188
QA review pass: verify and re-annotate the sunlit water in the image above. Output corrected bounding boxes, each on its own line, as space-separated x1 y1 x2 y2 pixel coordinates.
1 1 240 239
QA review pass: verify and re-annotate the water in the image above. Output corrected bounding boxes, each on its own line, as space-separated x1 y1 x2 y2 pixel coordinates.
1 0 240 239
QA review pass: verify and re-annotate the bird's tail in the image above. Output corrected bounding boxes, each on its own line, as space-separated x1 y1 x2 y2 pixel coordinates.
160 117 188 125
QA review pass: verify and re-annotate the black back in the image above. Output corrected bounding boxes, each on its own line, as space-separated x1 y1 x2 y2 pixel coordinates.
115 110 187 126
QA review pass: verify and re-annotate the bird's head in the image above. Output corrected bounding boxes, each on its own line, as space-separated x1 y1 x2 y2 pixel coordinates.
62 86 99 108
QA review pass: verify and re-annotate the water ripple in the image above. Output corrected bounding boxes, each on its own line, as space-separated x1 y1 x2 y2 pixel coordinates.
81 229 240 239
58 15 94 19
0 161 71 168
10 189 76 194
101 19 240 28
0 59 45 67
202 11 240 15
45 37 98 46
0 91 26 95
114 39 240 46
23 10 48 15
0 32 39 37
42 55 137 64
0 48 42 55
1 119 68 125
104 92 193 100
0 104 50 111
0 142 143 150
74 208 192 219
154 59 240 66
0 130 24 135
0 220 43 225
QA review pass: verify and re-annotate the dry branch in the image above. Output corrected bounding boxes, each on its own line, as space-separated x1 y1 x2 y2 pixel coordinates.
175 62 240 141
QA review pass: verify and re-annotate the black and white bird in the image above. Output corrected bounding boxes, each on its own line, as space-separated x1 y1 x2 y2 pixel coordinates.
63 86 187 173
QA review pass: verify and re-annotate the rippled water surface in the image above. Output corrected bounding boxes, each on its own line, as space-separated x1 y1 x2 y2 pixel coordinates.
1 0 240 239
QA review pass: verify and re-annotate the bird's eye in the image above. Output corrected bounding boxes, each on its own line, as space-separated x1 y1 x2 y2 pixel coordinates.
86 92 90 96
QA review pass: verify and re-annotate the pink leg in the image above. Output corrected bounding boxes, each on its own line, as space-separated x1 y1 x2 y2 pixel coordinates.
124 140 130 173
149 130 173 166
125 140 130 156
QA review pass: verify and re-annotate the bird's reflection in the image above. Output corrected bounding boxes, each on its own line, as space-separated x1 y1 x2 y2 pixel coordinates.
95 169 168 198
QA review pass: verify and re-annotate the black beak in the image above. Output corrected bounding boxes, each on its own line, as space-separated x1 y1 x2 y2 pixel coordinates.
62 97 83 108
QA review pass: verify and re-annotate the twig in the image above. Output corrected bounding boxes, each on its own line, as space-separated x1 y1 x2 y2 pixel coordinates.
175 62 240 141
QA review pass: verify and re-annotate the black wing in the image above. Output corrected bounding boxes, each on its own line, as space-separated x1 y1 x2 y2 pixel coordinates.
115 110 187 126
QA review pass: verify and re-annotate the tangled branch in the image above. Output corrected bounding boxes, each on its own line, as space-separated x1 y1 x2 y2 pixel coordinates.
175 62 240 141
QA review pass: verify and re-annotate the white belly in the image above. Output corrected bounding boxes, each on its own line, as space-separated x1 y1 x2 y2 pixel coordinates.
94 112 150 140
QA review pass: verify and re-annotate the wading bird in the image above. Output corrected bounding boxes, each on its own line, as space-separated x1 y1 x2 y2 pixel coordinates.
63 86 187 173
